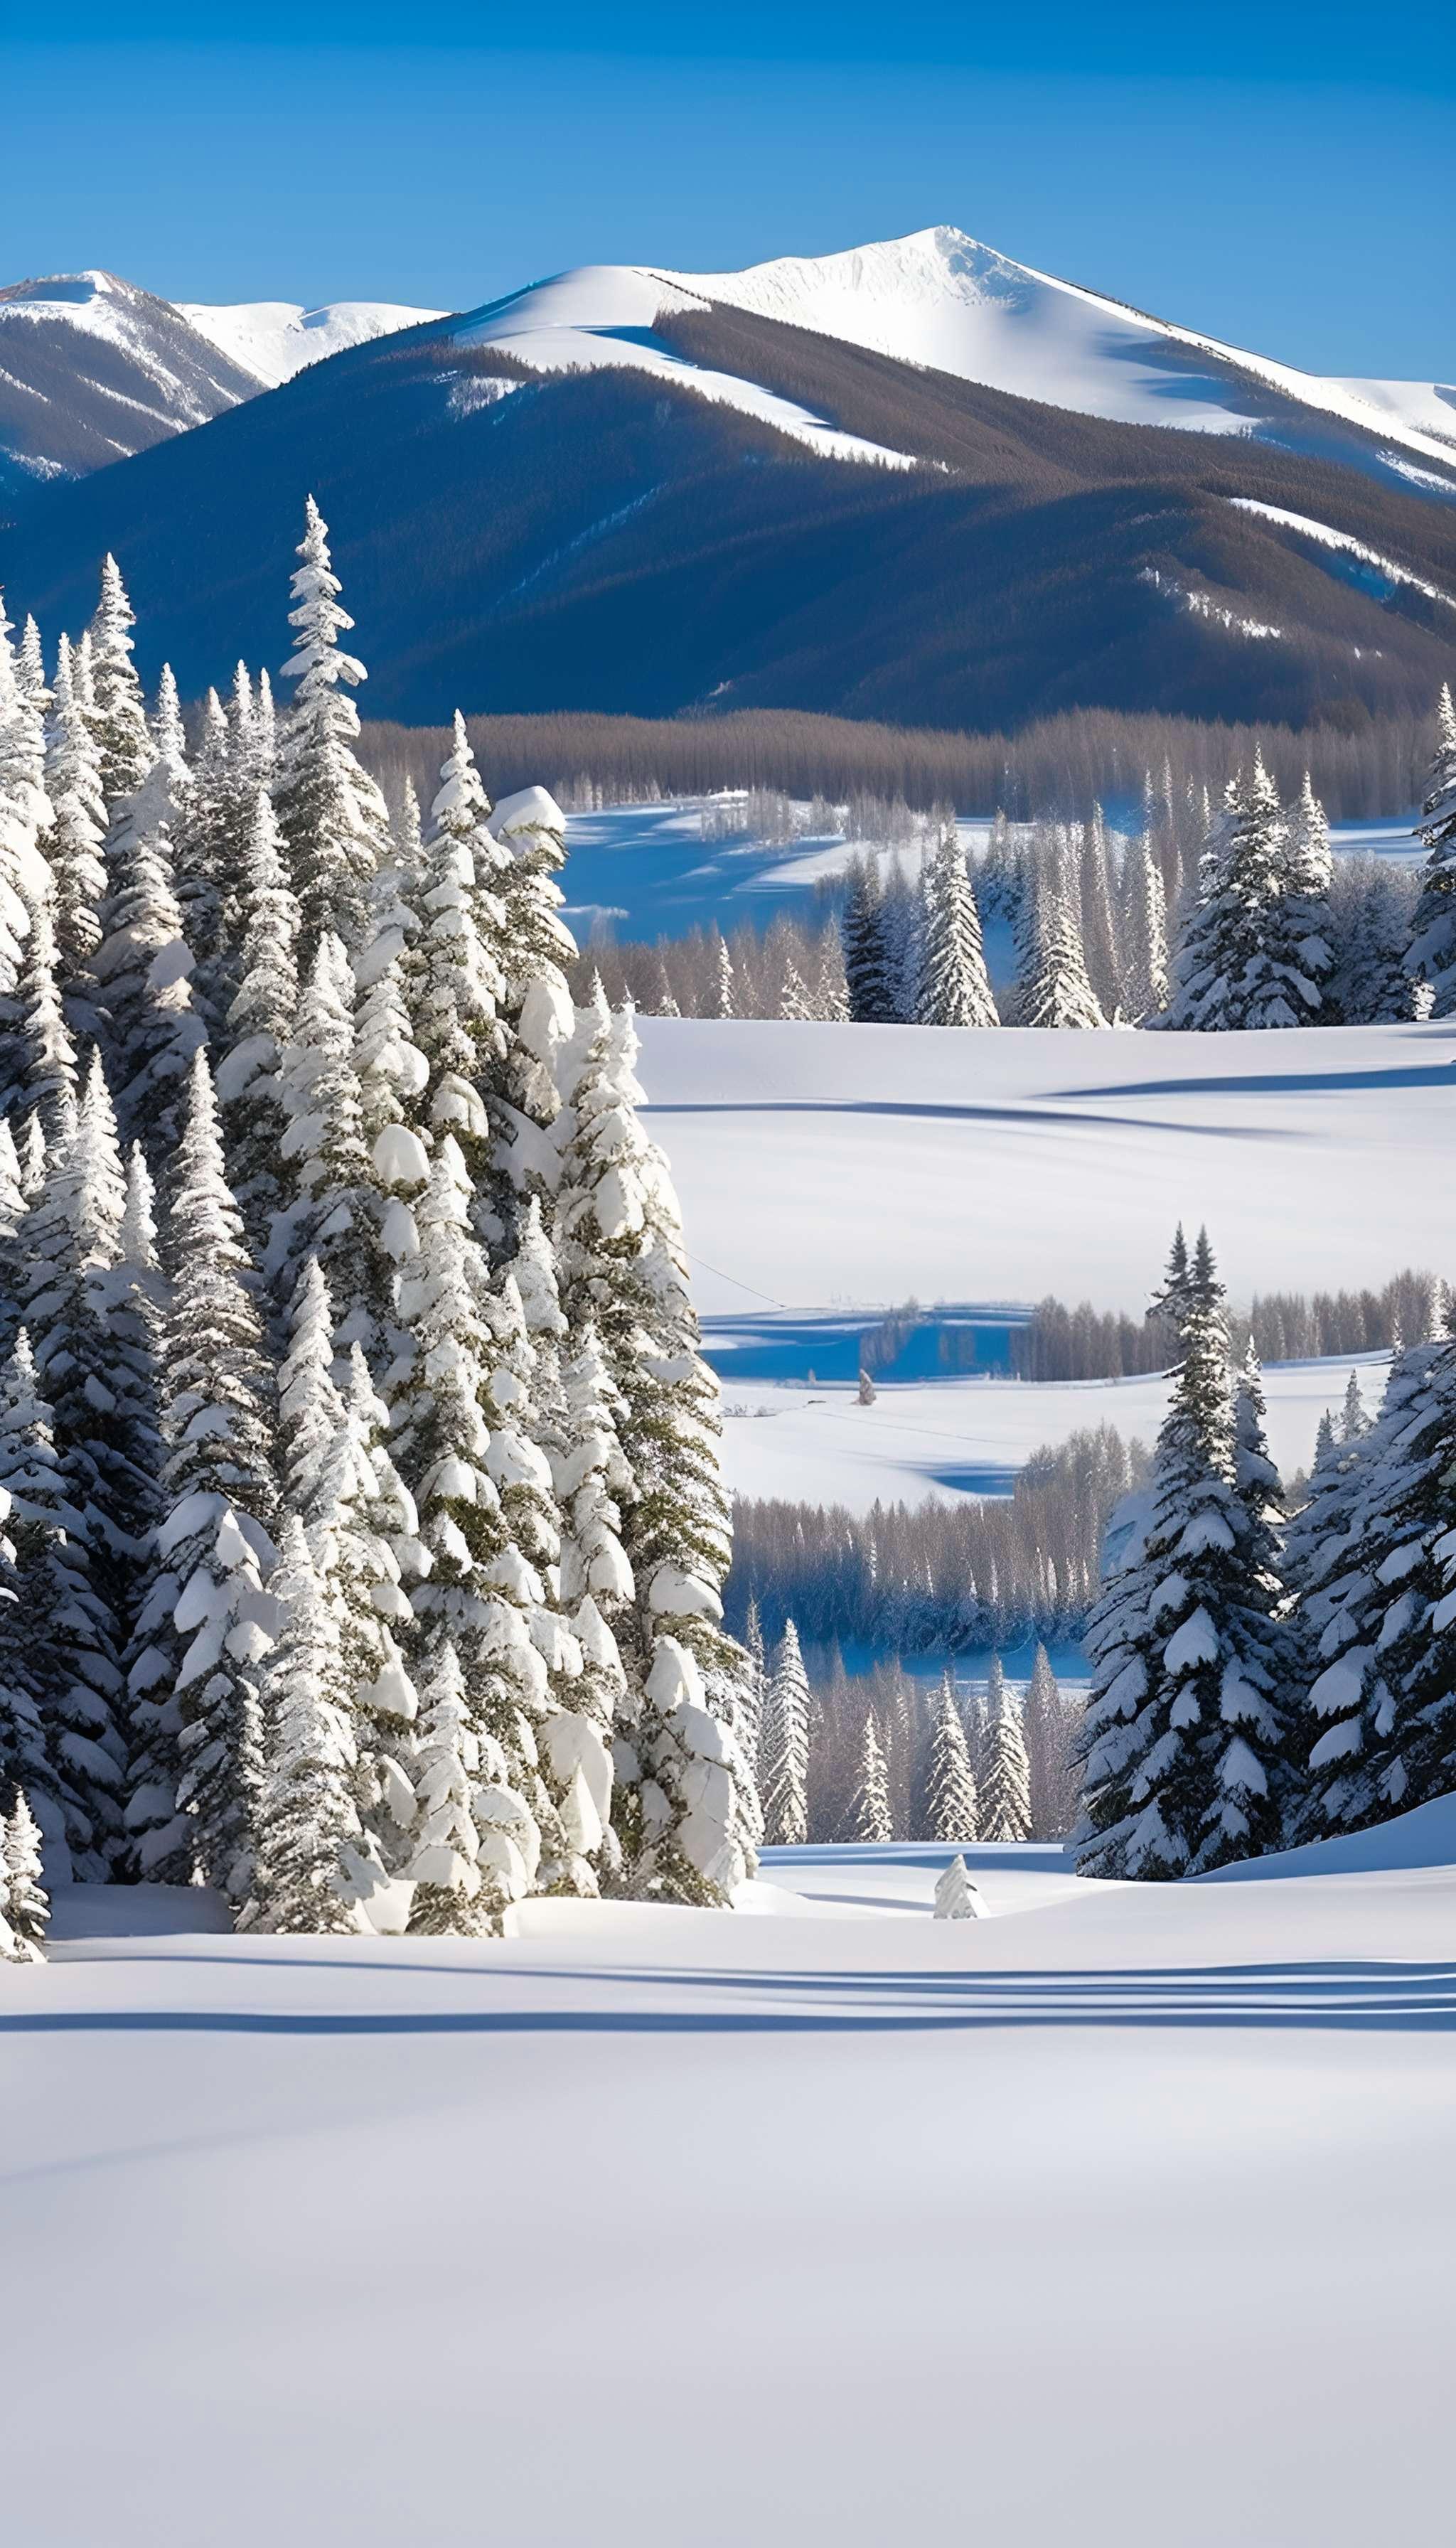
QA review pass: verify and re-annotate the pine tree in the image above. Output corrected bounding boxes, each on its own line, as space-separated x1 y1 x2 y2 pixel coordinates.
1406 686 1456 1013
247 1513 371 1934
43 633 107 1039
1023 1644 1078 1838
1335 865 1413 1024
92 758 205 1161
923 1669 979 1840
88 555 153 815
0 1329 127 1879
217 792 301 1260
740 1595 768 1771
274 497 391 960
140 1053 277 1898
173 687 230 1021
980 1689 1032 1841
1077 813 1123 1020
840 859 894 1022
760 1619 810 1846
847 1710 892 1841
1119 835 1170 1022
15 892 78 1144
1017 852 1105 1029
483 781 579 1240
16 617 50 715
0 1481 52 1861
916 830 997 1028
404 1639 487 1929
1076 1231 1297 1876
0 597 50 1093
1283 774 1338 1022
411 716 505 1197
389 1143 542 1929
1167 760 1324 1030
270 933 389 1370
933 1854 983 1919
3 1792 49 1957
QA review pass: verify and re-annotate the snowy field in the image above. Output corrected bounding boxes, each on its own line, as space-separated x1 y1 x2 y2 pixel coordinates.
719 1354 1389 1511
638 1016 1456 1317
6 1829 1456 2546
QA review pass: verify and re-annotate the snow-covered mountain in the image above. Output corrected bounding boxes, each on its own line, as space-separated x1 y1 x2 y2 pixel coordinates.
177 296 444 390
0 270 440 507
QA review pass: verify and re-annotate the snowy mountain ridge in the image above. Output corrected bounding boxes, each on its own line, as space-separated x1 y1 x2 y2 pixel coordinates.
177 294 446 389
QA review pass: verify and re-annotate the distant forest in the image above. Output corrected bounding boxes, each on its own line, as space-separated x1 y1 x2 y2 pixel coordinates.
361 699 1438 828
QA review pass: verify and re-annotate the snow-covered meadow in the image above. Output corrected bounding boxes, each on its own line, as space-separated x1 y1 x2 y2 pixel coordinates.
5 1832 1455 2546
637 1015 1456 1317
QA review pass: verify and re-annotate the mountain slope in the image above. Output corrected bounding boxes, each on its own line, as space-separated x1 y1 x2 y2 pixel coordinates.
2 250 1452 736
176 296 444 387
0 272 263 505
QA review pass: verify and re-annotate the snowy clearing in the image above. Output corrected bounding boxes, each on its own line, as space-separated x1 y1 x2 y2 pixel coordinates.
638 1017 1456 1317
718 1356 1389 1513
6 1834 1455 2546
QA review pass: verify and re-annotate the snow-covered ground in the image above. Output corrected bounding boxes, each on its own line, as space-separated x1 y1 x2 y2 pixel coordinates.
719 1355 1388 1511
178 296 443 386
7 1826 1455 2545
638 1016 1456 1317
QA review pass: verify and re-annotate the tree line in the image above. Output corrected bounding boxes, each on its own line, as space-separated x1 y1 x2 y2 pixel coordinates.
0 513 762 1958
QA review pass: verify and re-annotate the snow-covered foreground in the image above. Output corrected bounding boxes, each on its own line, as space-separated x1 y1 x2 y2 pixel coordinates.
6 1838 1455 2545
638 1015 1456 1316
720 1354 1388 1511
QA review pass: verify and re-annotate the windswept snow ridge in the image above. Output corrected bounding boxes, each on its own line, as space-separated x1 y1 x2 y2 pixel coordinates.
451 267 919 470
1228 498 1456 611
179 297 444 388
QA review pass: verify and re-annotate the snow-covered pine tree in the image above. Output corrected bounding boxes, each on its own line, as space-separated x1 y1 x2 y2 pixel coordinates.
136 1052 277 1898
741 1595 768 1774
4 1789 49 1955
41 633 107 1032
932 1854 983 1919
248 1512 368 1934
391 776 424 893
556 991 757 1900
14 891 78 1145
980 1688 1032 1841
270 933 390 1371
712 932 735 1019
0 596 50 1093
1078 813 1123 1021
1023 1644 1079 1838
410 717 505 1201
1283 774 1338 1023
0 1328 127 1879
16 617 49 715
1166 759 1323 1031
87 555 153 818
389 1142 542 1929
92 749 205 1161
172 687 230 1026
404 1639 488 1931
354 855 428 1176
1075 1231 1297 1876
778 958 816 1022
923 1669 979 1841
0 1119 26 1360
1335 865 1414 1024
1406 686 1456 1014
217 791 301 1262
840 857 894 1023
1119 835 1170 1022
0 1474 52 1853
847 1709 892 1841
1017 852 1105 1029
484 781 579 1238
916 828 997 1028
759 1618 810 1846
274 498 391 962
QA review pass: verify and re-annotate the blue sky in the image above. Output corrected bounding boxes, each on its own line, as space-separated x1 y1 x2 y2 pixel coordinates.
6 6 1450 375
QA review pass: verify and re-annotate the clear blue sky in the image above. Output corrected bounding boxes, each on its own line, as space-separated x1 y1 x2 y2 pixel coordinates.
6 4 1450 376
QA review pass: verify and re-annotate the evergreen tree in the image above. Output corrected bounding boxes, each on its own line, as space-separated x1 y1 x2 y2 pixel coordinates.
713 933 736 1019
1406 686 1456 1013
1283 774 1338 1022
483 782 579 1239
139 1054 277 1898
847 1710 892 1841
15 892 78 1144
270 933 389 1369
1078 813 1123 1020
759 1620 810 1846
0 598 50 1094
1076 1231 1297 1876
1024 1643 1078 1838
923 1669 979 1841
404 1639 488 1929
92 758 205 1160
933 1854 983 1919
0 1482 53 1858
4 1790 50 1957
217 793 301 1260
1167 760 1325 1030
87 555 152 815
1017 853 1105 1029
173 687 230 1022
740 1594 768 1774
840 858 894 1023
916 830 997 1028
411 716 504 1197
274 498 391 960
43 633 107 1039
16 617 50 715
980 1689 1032 1841
1335 866 1414 1024
1120 835 1170 1022
248 1513 368 1934
0 1329 126 1879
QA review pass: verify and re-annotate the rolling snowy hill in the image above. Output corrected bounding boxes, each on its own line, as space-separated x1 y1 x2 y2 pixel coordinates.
176 294 444 388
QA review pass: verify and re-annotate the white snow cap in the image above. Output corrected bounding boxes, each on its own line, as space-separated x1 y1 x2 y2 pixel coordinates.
491 786 567 840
